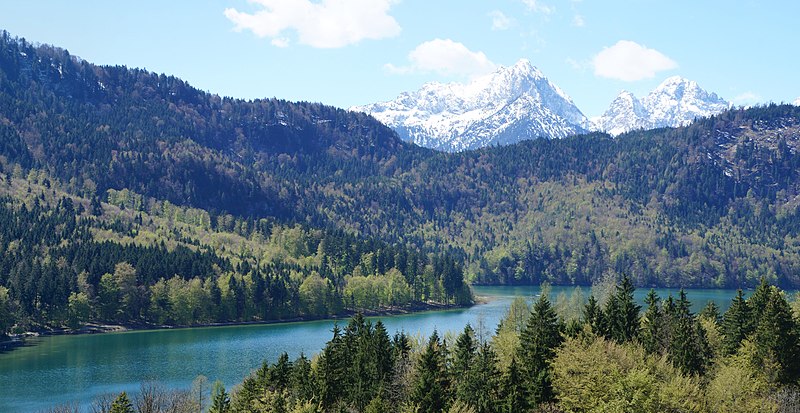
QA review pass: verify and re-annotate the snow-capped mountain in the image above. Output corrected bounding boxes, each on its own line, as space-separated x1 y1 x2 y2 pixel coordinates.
351 59 592 152
595 76 730 136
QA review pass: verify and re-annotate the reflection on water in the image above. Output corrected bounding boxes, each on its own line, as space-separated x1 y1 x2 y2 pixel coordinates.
0 286 745 412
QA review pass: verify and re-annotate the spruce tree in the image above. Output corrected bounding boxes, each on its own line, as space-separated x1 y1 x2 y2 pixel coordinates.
452 324 477 383
605 276 640 343
289 353 314 402
317 324 346 406
699 300 721 323
668 289 710 375
209 385 231 413
640 289 662 354
519 294 563 406
721 289 752 354
583 295 604 335
411 331 448 413
110 392 134 413
499 357 527 413
753 287 800 384
748 277 771 320
465 342 500 413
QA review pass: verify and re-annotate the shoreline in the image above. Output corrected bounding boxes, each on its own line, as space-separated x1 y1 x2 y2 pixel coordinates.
0 300 479 351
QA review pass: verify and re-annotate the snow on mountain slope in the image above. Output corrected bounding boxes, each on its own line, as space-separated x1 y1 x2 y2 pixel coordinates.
351 59 591 152
595 76 730 136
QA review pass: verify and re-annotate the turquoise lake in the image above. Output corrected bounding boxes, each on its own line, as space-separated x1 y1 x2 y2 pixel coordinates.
0 286 746 412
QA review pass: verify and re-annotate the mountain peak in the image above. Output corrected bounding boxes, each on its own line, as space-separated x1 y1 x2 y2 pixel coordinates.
501 59 541 77
351 60 590 152
595 76 729 136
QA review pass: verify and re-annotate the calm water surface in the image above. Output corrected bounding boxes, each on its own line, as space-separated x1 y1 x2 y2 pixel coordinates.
0 286 743 411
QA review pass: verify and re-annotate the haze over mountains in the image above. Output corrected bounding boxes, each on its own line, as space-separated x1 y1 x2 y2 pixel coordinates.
353 60 732 151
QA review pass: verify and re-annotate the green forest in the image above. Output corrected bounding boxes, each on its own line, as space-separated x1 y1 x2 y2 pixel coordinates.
2 31 800 298
0 176 470 335
54 278 800 413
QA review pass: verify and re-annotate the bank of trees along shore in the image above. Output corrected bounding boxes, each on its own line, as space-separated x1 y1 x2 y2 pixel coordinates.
73 277 800 413
0 186 471 336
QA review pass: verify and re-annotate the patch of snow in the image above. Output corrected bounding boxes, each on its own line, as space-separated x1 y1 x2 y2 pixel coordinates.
594 77 730 136
351 59 590 152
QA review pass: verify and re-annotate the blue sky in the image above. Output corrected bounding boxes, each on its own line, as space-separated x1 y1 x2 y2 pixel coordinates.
1 0 798 117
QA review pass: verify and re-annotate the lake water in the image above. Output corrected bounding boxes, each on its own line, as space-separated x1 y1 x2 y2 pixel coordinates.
0 286 744 412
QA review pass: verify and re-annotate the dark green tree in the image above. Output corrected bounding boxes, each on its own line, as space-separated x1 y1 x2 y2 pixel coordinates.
721 289 752 354
667 290 710 375
290 353 314 402
604 276 640 344
452 324 477 384
110 392 134 413
699 300 721 323
640 289 662 354
459 342 500 413
583 294 604 335
410 331 448 413
753 287 800 384
209 384 231 413
519 293 563 406
499 357 527 413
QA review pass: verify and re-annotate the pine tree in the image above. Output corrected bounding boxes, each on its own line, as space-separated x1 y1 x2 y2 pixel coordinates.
640 289 662 354
748 277 771 320
499 357 527 413
605 276 640 344
519 294 563 407
583 295 604 335
110 392 134 413
317 324 347 406
699 300 721 323
411 331 448 413
209 384 231 413
463 342 500 413
668 289 710 375
721 289 752 354
289 353 314 402
753 287 800 384
452 324 477 385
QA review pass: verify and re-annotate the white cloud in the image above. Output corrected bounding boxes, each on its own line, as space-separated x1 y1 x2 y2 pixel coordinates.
793 97 800 106
385 39 497 78
732 91 761 105
565 57 587 71
271 37 290 48
223 0 401 49
592 40 678 81
489 10 514 31
522 0 554 15
572 14 585 27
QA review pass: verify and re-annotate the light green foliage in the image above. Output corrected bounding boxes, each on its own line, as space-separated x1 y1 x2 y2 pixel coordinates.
66 292 90 329
299 273 333 317
706 340 776 413
551 332 705 413
97 273 120 321
492 296 528 370
554 286 585 323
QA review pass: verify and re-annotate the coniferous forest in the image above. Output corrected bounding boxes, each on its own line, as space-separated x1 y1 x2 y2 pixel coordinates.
63 278 800 413
4 29 800 412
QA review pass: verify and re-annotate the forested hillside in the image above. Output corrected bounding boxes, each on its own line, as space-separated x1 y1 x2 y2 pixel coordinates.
2 30 800 303
0 174 471 335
